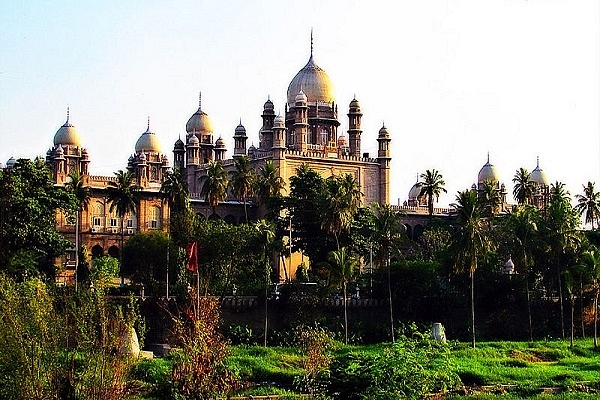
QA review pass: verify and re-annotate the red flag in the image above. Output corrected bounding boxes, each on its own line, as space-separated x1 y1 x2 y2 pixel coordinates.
185 242 198 272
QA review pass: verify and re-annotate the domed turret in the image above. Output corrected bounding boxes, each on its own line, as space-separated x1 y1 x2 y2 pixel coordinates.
263 98 275 112
337 133 348 147
349 97 361 111
478 154 499 184
287 55 335 106
135 120 162 154
215 136 226 148
53 109 82 147
186 93 214 134
274 114 285 128
530 157 549 186
174 137 185 150
188 134 199 146
5 156 16 169
234 121 246 136
295 89 308 106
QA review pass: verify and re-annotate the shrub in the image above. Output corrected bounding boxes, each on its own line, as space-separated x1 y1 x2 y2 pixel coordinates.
329 331 460 399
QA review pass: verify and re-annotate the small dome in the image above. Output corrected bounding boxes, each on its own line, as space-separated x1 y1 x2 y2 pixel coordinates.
54 111 82 147
139 152 147 163
337 134 348 147
215 136 226 148
274 114 285 128
235 121 246 136
188 134 199 146
186 100 214 134
287 55 335 106
55 144 64 156
295 89 308 105
378 124 390 138
349 97 361 111
408 182 423 200
478 155 499 184
174 137 185 150
135 125 162 154
530 158 549 186
263 98 274 112
6 156 16 168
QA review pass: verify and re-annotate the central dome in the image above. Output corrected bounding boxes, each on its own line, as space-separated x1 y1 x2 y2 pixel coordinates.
135 126 162 154
54 112 82 147
287 55 335 106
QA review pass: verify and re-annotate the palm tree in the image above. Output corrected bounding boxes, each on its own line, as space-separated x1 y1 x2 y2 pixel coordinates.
544 182 582 339
513 168 535 206
328 247 358 345
579 249 600 347
106 170 140 282
230 156 256 223
200 161 229 219
321 174 362 249
575 181 600 230
505 205 540 341
479 180 501 218
160 167 190 213
256 161 285 219
65 170 91 291
254 220 275 347
419 169 447 216
450 189 491 348
368 203 404 342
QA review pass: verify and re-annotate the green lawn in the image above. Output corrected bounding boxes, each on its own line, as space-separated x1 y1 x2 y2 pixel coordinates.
132 339 600 398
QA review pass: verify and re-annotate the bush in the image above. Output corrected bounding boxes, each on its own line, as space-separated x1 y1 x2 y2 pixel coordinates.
328 331 460 399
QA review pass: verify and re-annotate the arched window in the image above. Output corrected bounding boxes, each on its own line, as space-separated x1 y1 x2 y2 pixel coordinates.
92 202 105 230
148 206 161 229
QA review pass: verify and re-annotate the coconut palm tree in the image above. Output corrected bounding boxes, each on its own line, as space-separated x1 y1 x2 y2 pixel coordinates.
450 189 491 348
230 156 256 223
106 170 140 283
505 205 540 342
256 161 285 220
544 182 582 339
513 168 535 206
328 247 358 345
368 202 404 343
321 174 362 249
254 219 275 347
65 170 91 291
419 169 447 217
200 161 229 219
580 249 600 347
160 167 189 213
479 179 501 219
575 181 600 230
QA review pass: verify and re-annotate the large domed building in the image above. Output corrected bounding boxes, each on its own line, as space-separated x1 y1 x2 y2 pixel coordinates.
175 43 391 214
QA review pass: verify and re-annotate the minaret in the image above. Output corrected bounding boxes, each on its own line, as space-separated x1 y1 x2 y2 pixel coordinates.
347 97 362 157
377 124 391 204
260 97 275 150
214 136 227 161
293 89 309 152
233 120 248 158
173 136 185 170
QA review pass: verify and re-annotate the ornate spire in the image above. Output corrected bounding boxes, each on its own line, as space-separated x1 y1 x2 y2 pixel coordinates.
199 91 202 109
310 28 313 57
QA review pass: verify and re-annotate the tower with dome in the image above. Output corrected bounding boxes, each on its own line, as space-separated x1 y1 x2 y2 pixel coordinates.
175 45 391 221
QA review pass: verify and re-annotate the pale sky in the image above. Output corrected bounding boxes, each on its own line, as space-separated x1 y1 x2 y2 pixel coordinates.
1 0 598 208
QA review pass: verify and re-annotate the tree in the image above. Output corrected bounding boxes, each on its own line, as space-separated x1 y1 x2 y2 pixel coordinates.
160 167 189 213
579 249 600 347
543 182 582 339
328 247 358 345
287 164 331 265
254 220 276 347
450 189 491 348
256 161 285 220
502 205 541 341
513 168 535 206
419 169 447 217
367 203 404 343
230 156 256 223
575 181 600 230
200 160 229 218
106 170 140 281
0 158 76 277
479 179 501 218
321 174 362 249
65 170 91 291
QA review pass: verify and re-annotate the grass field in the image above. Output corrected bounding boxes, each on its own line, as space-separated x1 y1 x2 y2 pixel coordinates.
133 338 600 398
